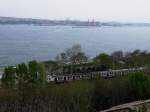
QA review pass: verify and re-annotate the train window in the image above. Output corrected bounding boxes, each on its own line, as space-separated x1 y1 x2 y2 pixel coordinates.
73 76 75 80
55 78 57 82
103 73 106 76
64 77 66 81
107 73 109 76
79 75 82 78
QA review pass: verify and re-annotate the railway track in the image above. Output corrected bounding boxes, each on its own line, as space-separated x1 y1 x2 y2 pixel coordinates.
47 67 148 83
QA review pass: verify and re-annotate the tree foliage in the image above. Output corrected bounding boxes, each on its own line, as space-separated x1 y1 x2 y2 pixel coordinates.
2 60 46 88
128 72 150 99
16 63 28 83
56 44 88 64
1 72 150 112
94 53 111 70
2 66 16 88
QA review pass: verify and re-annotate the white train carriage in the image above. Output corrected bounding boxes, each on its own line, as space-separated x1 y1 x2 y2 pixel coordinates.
46 67 148 83
54 76 64 83
67 75 74 81
47 74 55 82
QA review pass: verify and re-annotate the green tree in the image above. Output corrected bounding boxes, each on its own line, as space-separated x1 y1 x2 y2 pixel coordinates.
37 62 46 86
94 53 111 70
28 60 39 84
16 63 28 83
132 49 141 56
128 72 150 99
2 66 16 88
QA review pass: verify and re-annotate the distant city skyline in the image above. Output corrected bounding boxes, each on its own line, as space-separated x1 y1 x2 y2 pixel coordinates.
0 0 150 23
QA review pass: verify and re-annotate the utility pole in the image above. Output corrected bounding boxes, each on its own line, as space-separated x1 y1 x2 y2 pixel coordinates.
71 61 73 75
113 56 115 70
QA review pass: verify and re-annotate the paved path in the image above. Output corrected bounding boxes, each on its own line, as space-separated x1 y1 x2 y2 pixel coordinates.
100 99 150 112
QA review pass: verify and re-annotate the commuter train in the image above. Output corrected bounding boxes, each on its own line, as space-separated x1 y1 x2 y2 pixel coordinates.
47 67 147 83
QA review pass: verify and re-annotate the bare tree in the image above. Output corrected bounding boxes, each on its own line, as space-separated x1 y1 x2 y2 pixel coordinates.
56 44 88 64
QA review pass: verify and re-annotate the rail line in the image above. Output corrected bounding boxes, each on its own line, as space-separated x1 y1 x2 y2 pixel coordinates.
47 67 148 83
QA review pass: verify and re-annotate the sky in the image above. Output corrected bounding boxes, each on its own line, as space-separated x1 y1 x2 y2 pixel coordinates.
0 0 150 22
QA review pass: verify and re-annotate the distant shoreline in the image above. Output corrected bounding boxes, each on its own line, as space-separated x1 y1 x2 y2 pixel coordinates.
1 16 150 27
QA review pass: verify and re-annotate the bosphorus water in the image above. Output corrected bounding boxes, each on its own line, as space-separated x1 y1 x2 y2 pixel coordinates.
1 25 150 67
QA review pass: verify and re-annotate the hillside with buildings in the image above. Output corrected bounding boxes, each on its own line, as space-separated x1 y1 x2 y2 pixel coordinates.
1 16 150 27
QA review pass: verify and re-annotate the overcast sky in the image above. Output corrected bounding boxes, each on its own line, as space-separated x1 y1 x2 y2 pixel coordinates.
0 0 150 22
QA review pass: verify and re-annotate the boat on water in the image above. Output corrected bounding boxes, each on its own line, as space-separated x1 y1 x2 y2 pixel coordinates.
72 25 101 28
